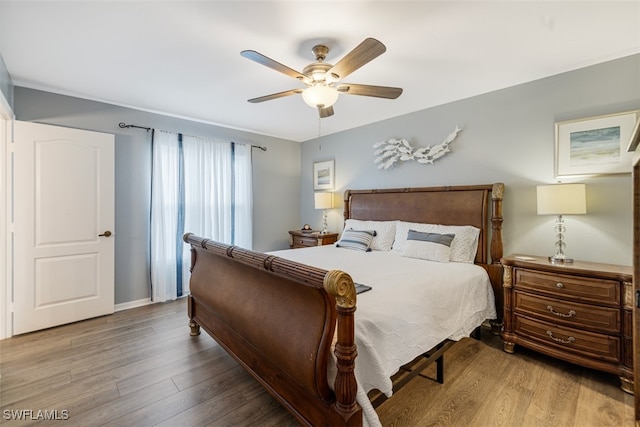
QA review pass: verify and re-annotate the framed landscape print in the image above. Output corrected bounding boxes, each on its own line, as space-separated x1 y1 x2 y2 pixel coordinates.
313 160 334 190
555 110 639 178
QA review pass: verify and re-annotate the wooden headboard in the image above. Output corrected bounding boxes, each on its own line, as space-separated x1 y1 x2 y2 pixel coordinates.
344 183 505 327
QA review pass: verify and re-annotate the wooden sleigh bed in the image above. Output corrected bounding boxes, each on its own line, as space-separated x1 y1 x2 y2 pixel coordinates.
184 183 505 426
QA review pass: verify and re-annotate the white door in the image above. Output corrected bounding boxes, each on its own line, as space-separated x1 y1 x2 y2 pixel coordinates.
12 121 114 335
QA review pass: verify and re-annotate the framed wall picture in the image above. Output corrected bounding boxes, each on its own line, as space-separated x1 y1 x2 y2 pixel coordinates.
313 160 334 190
627 113 640 153
555 110 639 178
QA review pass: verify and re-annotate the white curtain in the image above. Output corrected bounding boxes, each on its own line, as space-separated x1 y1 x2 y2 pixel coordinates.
232 143 253 248
150 131 253 302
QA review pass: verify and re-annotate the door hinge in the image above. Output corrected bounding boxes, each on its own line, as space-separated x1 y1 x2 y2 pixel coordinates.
636 290 640 309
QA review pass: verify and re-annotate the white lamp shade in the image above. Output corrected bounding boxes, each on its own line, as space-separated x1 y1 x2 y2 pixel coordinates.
314 192 334 210
302 85 339 108
537 184 587 215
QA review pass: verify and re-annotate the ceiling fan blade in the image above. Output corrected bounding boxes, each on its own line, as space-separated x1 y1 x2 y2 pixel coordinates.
248 89 302 103
337 83 402 99
241 50 310 83
318 106 334 118
327 38 386 81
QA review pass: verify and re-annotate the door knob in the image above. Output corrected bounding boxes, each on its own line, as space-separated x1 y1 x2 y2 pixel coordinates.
98 231 112 237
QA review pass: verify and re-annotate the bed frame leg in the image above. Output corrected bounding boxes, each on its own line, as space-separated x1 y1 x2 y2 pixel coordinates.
189 320 201 336
187 295 201 336
471 326 482 340
436 355 444 384
489 319 502 335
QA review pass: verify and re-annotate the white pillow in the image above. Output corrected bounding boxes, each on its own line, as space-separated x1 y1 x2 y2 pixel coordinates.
335 229 376 252
344 219 397 251
393 221 480 263
402 230 455 263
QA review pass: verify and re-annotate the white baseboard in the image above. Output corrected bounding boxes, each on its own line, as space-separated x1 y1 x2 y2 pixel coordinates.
114 298 153 312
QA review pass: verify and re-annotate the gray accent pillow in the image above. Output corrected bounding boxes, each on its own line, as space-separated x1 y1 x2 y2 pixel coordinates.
401 230 455 262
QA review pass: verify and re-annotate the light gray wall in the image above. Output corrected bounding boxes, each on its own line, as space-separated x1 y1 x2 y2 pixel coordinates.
14 87 301 304
12 53 639 306
302 54 640 266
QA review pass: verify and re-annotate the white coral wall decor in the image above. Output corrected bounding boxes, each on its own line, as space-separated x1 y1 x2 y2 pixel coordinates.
373 126 462 170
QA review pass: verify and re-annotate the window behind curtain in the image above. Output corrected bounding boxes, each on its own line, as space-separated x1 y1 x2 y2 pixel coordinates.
150 130 253 302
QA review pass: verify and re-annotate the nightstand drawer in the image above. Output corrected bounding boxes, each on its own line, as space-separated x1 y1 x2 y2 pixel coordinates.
294 235 320 247
514 291 620 334
515 315 620 363
289 230 338 249
514 269 620 306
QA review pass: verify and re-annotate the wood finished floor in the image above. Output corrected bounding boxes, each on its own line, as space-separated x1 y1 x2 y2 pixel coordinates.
0 298 633 426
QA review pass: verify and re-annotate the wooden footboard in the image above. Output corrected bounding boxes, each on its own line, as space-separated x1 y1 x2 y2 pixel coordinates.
183 233 362 426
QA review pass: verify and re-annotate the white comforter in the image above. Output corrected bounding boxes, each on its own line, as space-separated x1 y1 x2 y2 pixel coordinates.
270 245 497 427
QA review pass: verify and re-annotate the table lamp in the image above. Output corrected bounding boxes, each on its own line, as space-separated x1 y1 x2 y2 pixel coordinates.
536 183 586 263
314 192 334 234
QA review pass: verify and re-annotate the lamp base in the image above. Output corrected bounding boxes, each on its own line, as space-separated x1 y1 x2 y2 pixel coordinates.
548 214 574 264
549 255 574 264
320 209 329 234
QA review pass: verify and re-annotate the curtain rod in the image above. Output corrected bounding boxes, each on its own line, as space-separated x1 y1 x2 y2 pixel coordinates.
119 122 151 132
118 122 267 152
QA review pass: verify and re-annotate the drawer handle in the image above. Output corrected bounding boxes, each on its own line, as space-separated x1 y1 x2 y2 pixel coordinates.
556 282 564 289
546 305 576 318
546 330 576 344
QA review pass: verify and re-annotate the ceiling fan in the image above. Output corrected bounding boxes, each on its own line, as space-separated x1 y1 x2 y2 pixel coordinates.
241 38 403 118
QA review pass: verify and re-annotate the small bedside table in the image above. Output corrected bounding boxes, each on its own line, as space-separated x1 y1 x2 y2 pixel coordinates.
501 254 633 393
289 230 338 249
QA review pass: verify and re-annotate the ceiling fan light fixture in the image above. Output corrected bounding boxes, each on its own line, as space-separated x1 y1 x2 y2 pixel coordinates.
242 38 401 118
301 84 339 108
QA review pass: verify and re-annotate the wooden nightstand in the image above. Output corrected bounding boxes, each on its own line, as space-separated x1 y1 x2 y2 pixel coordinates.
288 230 338 249
501 254 633 393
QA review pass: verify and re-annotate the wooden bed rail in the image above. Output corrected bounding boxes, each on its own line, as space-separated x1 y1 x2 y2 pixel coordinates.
183 233 362 426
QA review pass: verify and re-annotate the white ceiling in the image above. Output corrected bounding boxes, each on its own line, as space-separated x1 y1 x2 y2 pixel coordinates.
1 1 639 142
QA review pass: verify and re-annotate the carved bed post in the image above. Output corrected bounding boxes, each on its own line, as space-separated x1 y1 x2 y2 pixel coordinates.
490 183 504 264
488 183 505 334
343 190 352 229
324 269 360 423
185 234 201 336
